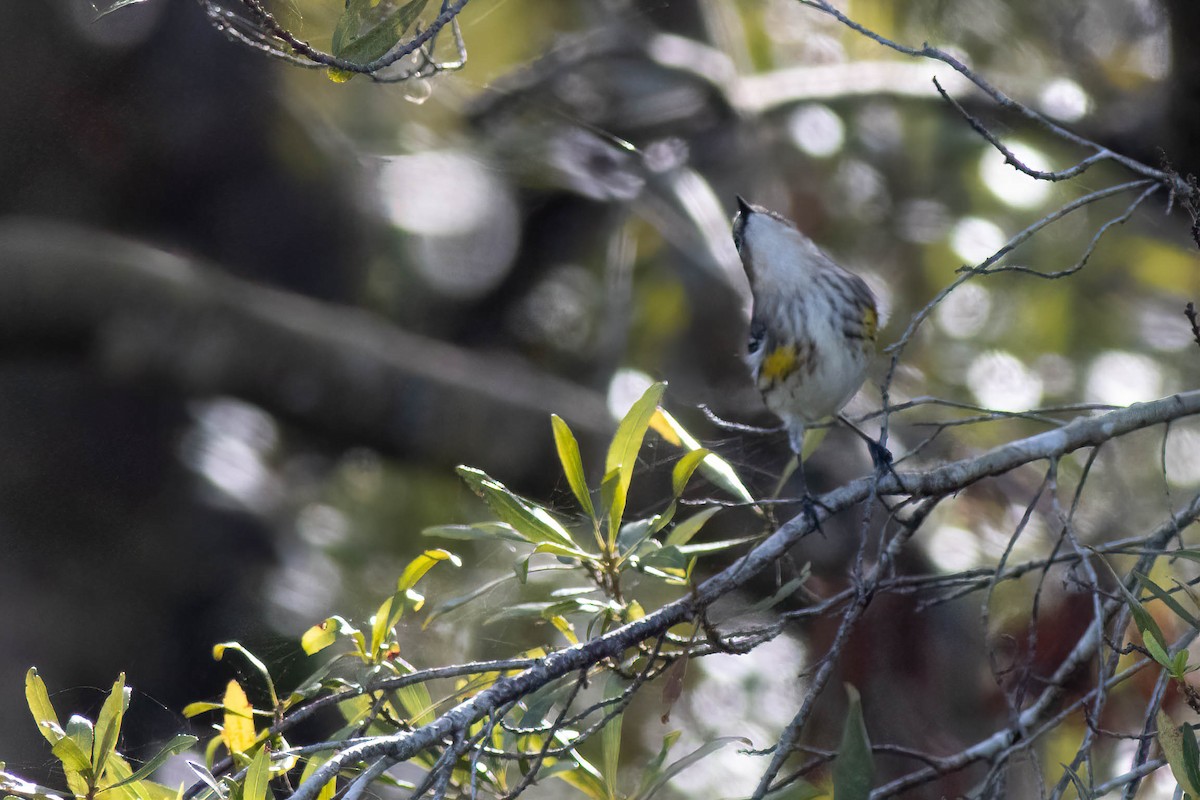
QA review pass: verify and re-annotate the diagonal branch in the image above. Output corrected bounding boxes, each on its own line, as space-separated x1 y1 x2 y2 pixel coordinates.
285 390 1200 800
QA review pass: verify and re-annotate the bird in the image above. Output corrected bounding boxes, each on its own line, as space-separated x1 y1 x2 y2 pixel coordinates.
732 196 879 493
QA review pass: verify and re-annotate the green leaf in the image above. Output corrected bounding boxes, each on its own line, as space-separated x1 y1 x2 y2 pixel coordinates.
1134 571 1200 628
529 541 593 561
242 744 271 800
601 675 624 799
63 715 95 771
604 382 666 544
634 731 681 799
1109 575 1167 649
298 755 335 800
331 0 428 69
421 523 527 543
485 602 558 624
51 729 93 784
212 644 278 708
832 684 874 800
25 669 63 746
650 407 754 505
1143 629 1173 669
103 735 198 791
457 467 580 550
372 549 464 648
1167 550 1200 565
553 415 596 519
1059 762 1093 800
1159 710 1200 798
744 574 809 614
181 702 224 719
634 546 689 583
664 506 721 548
1185 722 1200 796
548 753 607 800
616 518 656 557
670 449 710 498
392 682 436 726
635 737 751 800
94 674 130 781
676 535 761 556
183 762 222 799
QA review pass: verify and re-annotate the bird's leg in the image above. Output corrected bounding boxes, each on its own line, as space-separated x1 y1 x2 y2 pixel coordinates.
784 423 830 530
836 414 902 489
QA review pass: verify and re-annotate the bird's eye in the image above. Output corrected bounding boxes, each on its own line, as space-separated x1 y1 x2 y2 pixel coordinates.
732 215 747 253
747 318 766 353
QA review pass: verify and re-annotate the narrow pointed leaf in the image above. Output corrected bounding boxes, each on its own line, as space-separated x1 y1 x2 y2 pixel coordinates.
50 735 93 782
331 0 428 67
650 408 754 504
184 762 224 799
832 684 874 800
1143 629 1173 669
553 415 595 518
601 675 624 797
242 745 271 800
212 644 277 707
372 550 464 641
1158 710 1200 797
604 383 666 542
670 449 710 498
457 467 579 549
1134 571 1200 628
745 575 809 614
94 674 129 781
664 507 721 548
298 756 335 800
421 523 527 543
399 550 461 593
104 735 198 791
181 702 223 718
636 737 750 800
25 669 63 746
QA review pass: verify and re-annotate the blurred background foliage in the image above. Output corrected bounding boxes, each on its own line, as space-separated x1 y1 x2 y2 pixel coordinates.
2 0 1199 796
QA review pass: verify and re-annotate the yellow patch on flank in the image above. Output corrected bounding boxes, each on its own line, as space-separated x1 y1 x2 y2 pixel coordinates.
761 344 798 382
862 305 878 342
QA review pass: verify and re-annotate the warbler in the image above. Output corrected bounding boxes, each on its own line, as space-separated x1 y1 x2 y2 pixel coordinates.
732 196 878 460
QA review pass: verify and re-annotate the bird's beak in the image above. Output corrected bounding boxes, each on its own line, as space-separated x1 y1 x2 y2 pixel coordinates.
736 195 754 217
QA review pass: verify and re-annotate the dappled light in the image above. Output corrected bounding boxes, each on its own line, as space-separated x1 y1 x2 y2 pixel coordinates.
4 0 1200 798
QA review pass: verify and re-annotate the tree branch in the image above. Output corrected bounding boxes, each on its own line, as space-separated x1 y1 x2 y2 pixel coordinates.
0 218 612 471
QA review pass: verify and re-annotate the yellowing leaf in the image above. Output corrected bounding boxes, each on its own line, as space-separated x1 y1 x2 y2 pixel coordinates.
222 681 256 756
398 549 461 593
301 620 338 656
